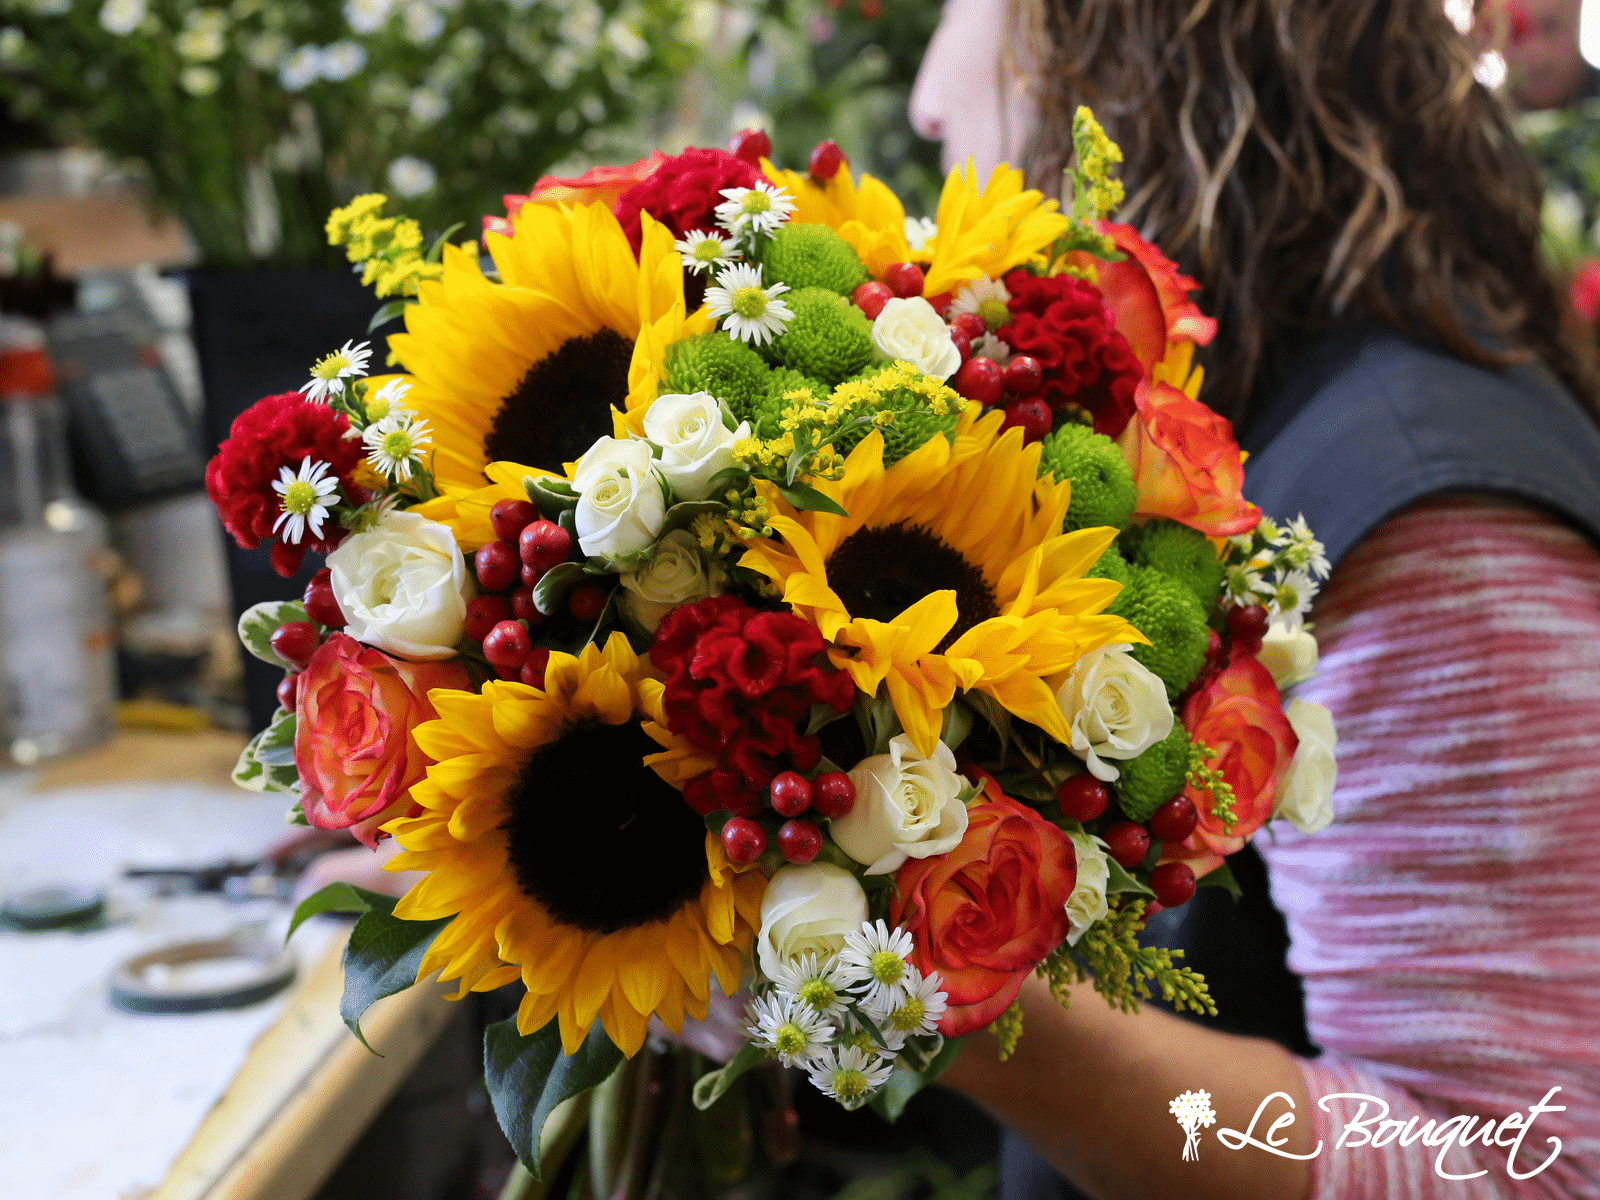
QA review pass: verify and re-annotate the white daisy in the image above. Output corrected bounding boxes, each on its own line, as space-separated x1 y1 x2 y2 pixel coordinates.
948 275 1012 331
766 953 851 1020
271 457 340 544
837 1009 906 1057
345 493 400 534
1270 569 1317 632
705 264 793 346
837 920 917 1009
1224 563 1267 606
863 965 947 1038
674 229 741 276
746 992 833 1068
301 340 372 402
903 215 938 253
363 415 433 482
1281 514 1330 580
970 332 1012 366
713 181 795 238
363 376 415 424
806 1045 895 1109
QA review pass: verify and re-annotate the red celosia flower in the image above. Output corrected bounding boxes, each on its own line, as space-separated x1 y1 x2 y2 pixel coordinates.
204 393 365 577
998 270 1144 438
487 152 670 235
651 596 855 814
612 148 762 253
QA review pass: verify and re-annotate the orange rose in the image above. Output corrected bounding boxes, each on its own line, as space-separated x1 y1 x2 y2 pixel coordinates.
485 151 670 234
1115 379 1262 537
1090 221 1217 370
1162 654 1297 877
295 633 471 847
891 792 1077 1036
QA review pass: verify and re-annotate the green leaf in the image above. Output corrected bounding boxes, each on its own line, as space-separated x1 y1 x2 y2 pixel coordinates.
232 704 299 793
367 299 408 333
425 221 467 264
532 561 586 616
237 599 311 667
939 700 974 752
485 1017 626 1179
1197 859 1243 899
253 706 297 767
778 482 849 517
526 475 579 522
691 1039 767 1111
287 881 391 941
701 466 749 499
1103 856 1155 897
869 1036 964 1122
805 702 850 737
657 498 727 536
340 903 453 1048
285 798 311 827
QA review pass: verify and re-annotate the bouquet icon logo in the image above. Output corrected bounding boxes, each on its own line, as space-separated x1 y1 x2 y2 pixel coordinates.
1170 1089 1218 1161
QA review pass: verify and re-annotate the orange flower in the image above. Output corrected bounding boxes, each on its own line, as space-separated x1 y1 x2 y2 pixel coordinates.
294 633 471 847
1088 222 1217 372
485 152 669 234
1115 380 1262 537
1162 654 1297 877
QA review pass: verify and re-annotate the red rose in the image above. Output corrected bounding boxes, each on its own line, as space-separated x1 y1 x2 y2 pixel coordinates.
295 633 472 847
612 147 762 252
1114 379 1262 537
1088 222 1217 371
891 792 1078 1036
1162 654 1297 877
998 270 1144 437
488 152 670 235
1570 260 1600 325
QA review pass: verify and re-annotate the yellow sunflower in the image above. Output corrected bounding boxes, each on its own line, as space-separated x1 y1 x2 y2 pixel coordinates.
387 201 712 493
384 634 764 1057
738 411 1146 757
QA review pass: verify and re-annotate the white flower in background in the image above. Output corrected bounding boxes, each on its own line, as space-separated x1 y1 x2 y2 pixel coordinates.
344 492 399 534
572 436 666 559
544 45 579 88
32 0 69 13
363 414 432 482
1271 569 1316 631
766 952 851 1020
386 155 438 197
746 993 831 1068
864 964 946 1037
871 297 962 381
1064 830 1111 946
970 332 1011 366
271 457 339 544
1281 514 1330 579
408 87 448 123
362 377 415 424
705 264 792 346
1274 699 1337 835
559 0 602 51
619 529 722 633
244 31 289 71
1544 188 1585 242
0 28 25 62
714 181 796 237
327 510 474 661
755 863 869 981
180 65 220 95
344 0 393 34
837 920 916 1009
402 0 444 43
176 17 226 61
300 340 372 402
807 1045 894 1108
604 17 648 61
948 275 1012 331
496 105 539 136
1257 623 1319 690
643 391 749 500
98 0 145 36
1224 561 1267 606
903 215 937 253
279 45 323 91
1054 644 1175 782
832 734 968 875
674 229 740 275
320 40 367 81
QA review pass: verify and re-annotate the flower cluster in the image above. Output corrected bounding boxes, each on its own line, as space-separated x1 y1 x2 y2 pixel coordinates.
326 195 445 299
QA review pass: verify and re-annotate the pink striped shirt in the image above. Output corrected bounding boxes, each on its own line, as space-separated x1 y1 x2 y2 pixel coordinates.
1259 495 1600 1198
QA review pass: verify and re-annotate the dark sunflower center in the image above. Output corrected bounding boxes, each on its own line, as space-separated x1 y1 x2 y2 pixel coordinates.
485 329 633 475
504 721 708 934
825 521 999 653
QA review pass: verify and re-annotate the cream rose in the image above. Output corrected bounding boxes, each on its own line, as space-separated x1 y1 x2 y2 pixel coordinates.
755 862 869 979
619 529 722 633
1054 645 1174 782
871 296 963 381
642 391 750 501
572 436 667 560
1274 699 1337 834
327 510 474 661
1065 830 1111 946
1257 624 1319 689
832 734 969 875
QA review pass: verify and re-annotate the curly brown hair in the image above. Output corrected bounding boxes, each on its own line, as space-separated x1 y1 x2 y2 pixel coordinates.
1015 0 1597 427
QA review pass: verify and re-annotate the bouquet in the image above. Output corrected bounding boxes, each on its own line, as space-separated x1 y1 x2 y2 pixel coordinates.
205 110 1338 1174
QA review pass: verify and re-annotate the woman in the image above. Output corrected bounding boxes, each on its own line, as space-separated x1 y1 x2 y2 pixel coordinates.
911 2 1600 1199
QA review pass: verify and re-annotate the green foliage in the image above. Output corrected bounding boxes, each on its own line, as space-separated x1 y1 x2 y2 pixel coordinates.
236 598 311 668
1111 565 1210 698
760 221 868 295
748 365 828 439
1111 721 1191 823
484 1016 625 1179
232 703 298 793
1127 518 1225 615
1087 544 1131 588
770 286 875 384
1038 422 1137 532
663 331 772 421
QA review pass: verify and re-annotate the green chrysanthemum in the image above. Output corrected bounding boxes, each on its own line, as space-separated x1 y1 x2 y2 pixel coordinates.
1038 422 1137 532
1087 544 1132 588
1127 518 1225 615
830 375 959 467
1110 564 1209 698
1112 722 1192 823
760 223 869 296
770 287 875 384
662 332 771 416
747 367 829 439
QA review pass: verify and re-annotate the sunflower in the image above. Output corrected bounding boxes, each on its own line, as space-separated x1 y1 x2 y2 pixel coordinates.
387 201 712 493
739 411 1145 756
384 634 765 1057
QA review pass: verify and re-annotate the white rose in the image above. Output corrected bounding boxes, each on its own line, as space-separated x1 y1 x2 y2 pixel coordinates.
1274 699 1338 834
832 734 970 875
871 296 963 381
619 529 722 633
327 510 474 661
756 863 869 979
572 436 667 559
1054 645 1175 782
1257 624 1319 689
1065 830 1111 946
642 391 750 501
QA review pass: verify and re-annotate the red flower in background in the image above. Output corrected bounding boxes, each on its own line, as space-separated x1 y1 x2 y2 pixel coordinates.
487 152 670 236
1570 260 1600 325
998 270 1144 437
612 147 762 253
1088 222 1217 372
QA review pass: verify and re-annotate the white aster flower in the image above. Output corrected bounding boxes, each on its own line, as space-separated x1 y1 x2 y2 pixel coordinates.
970 332 1012 366
948 275 1012 331
1282 514 1330 580
387 154 438 197
344 0 393 34
244 31 289 70
363 415 433 482
714 181 795 238
766 952 851 1020
903 215 937 253
837 1009 906 1056
99 0 146 36
319 39 367 80
402 0 444 43
408 86 448 123
180 65 219 95
1270 569 1316 632
746 992 832 1067
674 229 740 276
837 920 916 1009
705 264 793 346
863 964 946 1038
1224 562 1266 606
344 492 400 534
175 24 225 62
363 377 415 424
279 45 323 91
271 457 340 544
301 340 372 402
1256 515 1284 546
806 1045 894 1108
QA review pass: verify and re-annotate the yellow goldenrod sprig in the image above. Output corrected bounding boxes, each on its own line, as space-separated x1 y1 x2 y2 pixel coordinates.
326 193 444 299
1075 900 1217 1017
1187 739 1238 833
986 1000 1025 1061
1071 106 1124 221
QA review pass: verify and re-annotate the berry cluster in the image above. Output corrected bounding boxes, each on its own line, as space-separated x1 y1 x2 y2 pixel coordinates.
721 767 858 868
1055 773 1202 913
269 567 348 710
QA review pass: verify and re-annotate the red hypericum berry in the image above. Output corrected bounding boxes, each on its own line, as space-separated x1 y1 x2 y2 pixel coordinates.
852 280 894 320
728 127 772 165
777 819 823 864
812 771 857 818
769 770 814 817
925 291 953 315
269 621 320 670
683 775 720 816
1148 795 1200 844
482 620 531 672
952 356 1005 406
1103 820 1152 869
1150 861 1198 908
302 571 345 628
883 262 925 299
808 139 846 183
521 563 543 588
1001 397 1053 443
1228 603 1269 649
464 593 512 643
568 584 608 623
950 311 987 342
949 326 972 363
1204 627 1225 666
519 647 551 689
510 586 540 623
276 673 300 711
1144 899 1165 918
475 540 520 592
1003 355 1044 397
519 519 572 572
1056 774 1110 822
270 539 306 578
722 817 768 865
490 499 537 544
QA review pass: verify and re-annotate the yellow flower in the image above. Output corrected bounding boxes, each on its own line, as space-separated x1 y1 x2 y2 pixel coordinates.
763 163 920 278
385 635 764 1057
